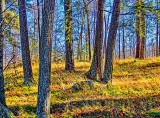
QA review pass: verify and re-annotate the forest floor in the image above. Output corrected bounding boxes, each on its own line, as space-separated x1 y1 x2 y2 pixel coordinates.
4 57 160 117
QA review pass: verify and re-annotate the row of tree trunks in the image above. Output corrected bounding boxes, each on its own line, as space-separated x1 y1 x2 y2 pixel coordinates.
102 0 121 83
77 0 92 62
85 0 121 84
85 0 105 80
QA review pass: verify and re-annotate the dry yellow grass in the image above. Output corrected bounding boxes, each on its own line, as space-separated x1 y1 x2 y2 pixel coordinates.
3 57 160 117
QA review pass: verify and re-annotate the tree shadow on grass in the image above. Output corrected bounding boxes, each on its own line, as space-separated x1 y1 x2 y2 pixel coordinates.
9 94 160 117
9 105 36 116
141 62 160 69
51 94 160 117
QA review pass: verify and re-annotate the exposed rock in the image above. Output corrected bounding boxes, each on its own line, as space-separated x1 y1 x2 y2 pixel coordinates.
71 80 94 92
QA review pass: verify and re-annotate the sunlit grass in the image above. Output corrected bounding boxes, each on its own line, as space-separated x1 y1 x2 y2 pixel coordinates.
4 57 160 117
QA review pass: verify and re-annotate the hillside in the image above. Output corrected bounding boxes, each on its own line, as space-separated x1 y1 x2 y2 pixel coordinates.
4 57 160 117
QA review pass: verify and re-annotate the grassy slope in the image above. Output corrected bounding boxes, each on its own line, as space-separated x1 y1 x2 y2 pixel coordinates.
4 57 160 117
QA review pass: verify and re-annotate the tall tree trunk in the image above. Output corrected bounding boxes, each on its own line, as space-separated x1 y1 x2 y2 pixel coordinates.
64 0 74 71
93 1 97 48
103 0 112 58
103 12 110 59
18 0 34 85
139 0 146 59
31 1 36 60
77 11 84 61
118 28 121 59
132 37 135 57
87 13 91 61
159 22 160 56
129 37 132 57
122 16 125 59
0 0 6 106
77 14 80 60
156 15 159 56
36 0 55 117
159 32 160 55
85 0 104 80
83 0 91 61
79 24 82 61
103 14 107 59
102 0 120 83
135 0 141 59
152 45 154 57
11 33 17 64
4 51 6 67
85 24 89 61
54 19 57 61
156 0 160 56
37 0 41 57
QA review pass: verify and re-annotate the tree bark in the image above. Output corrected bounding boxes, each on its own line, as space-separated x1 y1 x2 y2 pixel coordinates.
156 0 159 56
118 28 121 59
77 11 84 61
139 0 146 59
135 0 141 59
32 1 36 60
159 22 160 56
102 0 120 83
85 0 104 80
156 16 159 56
122 16 125 59
36 0 55 117
37 0 41 57
0 0 6 106
87 13 91 61
83 0 91 61
64 0 74 71
18 0 34 85
92 1 97 48
103 14 107 59
103 12 110 59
